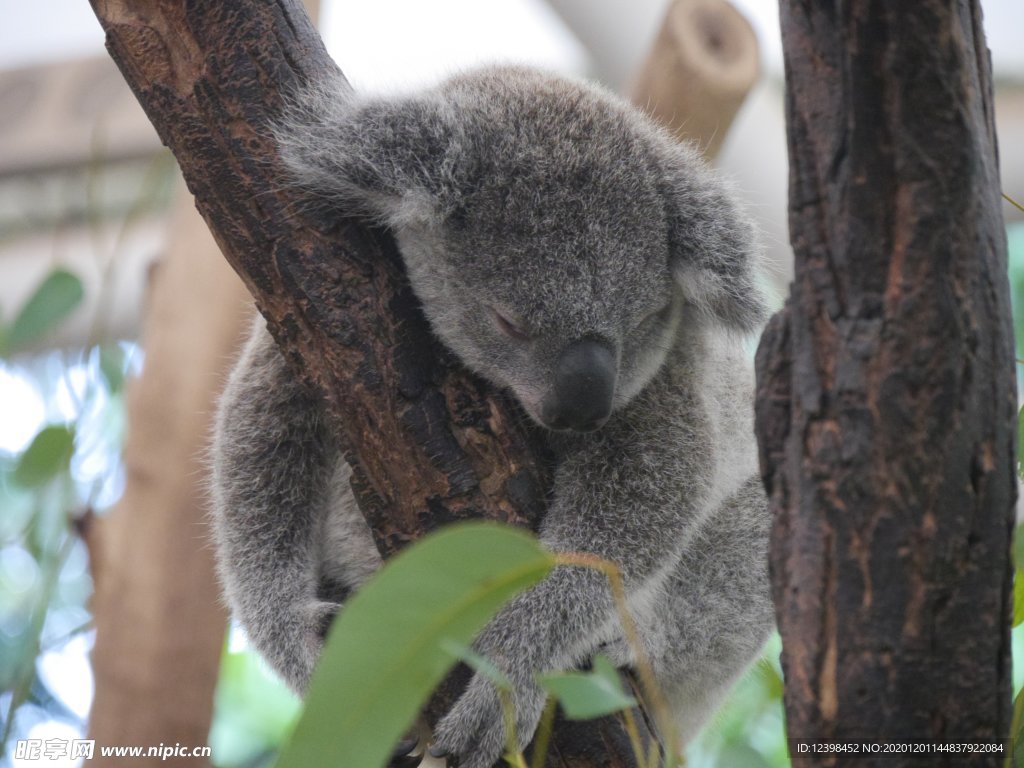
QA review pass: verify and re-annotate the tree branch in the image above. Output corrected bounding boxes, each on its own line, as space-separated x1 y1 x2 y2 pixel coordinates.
756 1 1015 760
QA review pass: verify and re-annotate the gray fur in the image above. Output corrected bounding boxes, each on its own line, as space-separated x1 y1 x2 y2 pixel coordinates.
211 65 772 764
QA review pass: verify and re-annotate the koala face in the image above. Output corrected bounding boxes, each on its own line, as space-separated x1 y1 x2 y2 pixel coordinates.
394 175 684 432
277 65 764 432
386 73 694 432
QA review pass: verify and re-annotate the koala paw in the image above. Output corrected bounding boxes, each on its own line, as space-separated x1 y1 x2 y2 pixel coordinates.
304 599 341 643
431 672 546 768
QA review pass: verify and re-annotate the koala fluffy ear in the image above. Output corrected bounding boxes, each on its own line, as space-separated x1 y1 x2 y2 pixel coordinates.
661 145 767 333
274 74 455 227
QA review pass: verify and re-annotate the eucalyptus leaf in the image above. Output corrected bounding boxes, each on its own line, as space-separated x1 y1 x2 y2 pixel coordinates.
8 270 84 352
1015 569 1024 629
538 655 636 721
210 643 301 768
99 344 127 394
1011 685 1024 768
717 743 774 768
274 522 553 768
440 638 511 691
13 425 75 488
1018 405 1024 481
755 657 785 701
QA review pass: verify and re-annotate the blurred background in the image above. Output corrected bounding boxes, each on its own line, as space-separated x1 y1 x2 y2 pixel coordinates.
0 1 1021 767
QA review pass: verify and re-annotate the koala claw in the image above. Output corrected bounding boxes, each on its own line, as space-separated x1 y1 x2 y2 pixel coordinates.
387 754 422 768
387 734 423 768
426 744 448 759
392 736 419 756
432 673 546 768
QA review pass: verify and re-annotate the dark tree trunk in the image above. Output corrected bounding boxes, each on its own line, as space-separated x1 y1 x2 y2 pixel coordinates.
756 1 1015 764
86 0 649 764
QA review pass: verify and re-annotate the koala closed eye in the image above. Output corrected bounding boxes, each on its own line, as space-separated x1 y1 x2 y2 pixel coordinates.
489 307 533 341
636 302 673 329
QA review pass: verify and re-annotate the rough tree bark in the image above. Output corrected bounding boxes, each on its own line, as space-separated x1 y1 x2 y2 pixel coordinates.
87 7 317 765
755 1 1015 764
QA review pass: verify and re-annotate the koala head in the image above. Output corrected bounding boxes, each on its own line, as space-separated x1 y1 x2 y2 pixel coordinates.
278 66 764 432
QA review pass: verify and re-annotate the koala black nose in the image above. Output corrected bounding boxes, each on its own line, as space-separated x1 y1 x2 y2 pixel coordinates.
540 339 616 432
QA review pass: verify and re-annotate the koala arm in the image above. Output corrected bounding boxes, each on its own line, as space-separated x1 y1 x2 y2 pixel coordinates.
434 382 713 766
210 319 338 694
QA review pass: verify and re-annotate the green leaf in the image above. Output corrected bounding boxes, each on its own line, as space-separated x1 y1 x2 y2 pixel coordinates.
274 522 554 768
538 655 636 721
210 639 301 768
1018 405 1024 482
8 269 84 352
99 344 127 394
717 743 774 768
13 425 75 488
1015 569 1024 629
1010 684 1024 768
754 657 785 701
440 638 511 691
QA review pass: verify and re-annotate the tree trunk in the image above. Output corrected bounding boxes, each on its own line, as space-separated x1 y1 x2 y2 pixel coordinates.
629 0 759 158
755 1 1015 764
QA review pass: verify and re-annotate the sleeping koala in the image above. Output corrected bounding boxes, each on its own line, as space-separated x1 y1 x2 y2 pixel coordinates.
211 65 773 766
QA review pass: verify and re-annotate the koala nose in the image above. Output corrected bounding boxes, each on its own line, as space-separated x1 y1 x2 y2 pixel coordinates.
540 339 616 432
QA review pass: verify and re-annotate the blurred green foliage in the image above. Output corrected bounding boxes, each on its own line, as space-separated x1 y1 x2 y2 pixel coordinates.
2 270 84 357
0 268 134 757
687 636 788 768
1007 223 1024 347
1008 218 1024 768
209 642 302 768
539 656 638 721
14 425 76 489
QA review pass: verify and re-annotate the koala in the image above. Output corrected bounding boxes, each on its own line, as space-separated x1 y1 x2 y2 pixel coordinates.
211 65 773 766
